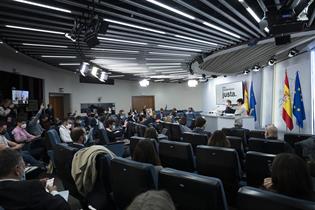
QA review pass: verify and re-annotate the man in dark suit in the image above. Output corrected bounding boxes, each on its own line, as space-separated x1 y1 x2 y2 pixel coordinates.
0 148 70 210
69 127 86 149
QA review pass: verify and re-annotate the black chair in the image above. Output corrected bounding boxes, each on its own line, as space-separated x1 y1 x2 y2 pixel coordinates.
110 157 156 209
170 123 182 141
238 186 315 210
129 136 158 156
159 168 228 210
135 123 147 137
162 122 172 140
196 145 242 205
248 130 265 139
159 140 195 172
222 128 249 148
284 133 312 148
246 151 275 187
226 136 245 156
248 138 285 154
182 132 208 153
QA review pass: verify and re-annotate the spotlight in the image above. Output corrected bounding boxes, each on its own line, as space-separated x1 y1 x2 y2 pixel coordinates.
288 48 299 57
199 74 208 83
80 62 89 76
211 75 218 78
139 79 149 87
243 70 250 75
268 57 276 66
252 65 260 72
188 79 198 87
91 66 99 78
99 71 108 82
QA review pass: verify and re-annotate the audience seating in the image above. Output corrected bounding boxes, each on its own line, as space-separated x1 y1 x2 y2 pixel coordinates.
161 122 172 140
134 123 147 137
159 140 195 172
195 145 242 205
129 136 158 156
248 130 265 139
238 186 315 210
246 151 275 187
170 123 182 141
284 133 312 148
248 138 285 154
182 132 208 153
222 128 249 148
159 168 228 210
110 157 156 209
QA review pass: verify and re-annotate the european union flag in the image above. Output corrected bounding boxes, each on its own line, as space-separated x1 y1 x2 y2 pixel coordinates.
293 72 306 128
249 81 257 121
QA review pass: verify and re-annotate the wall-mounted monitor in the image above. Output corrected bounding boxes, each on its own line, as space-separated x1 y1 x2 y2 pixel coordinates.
12 90 29 104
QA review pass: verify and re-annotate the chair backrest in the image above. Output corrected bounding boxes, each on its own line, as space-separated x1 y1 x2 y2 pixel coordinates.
248 130 265 139
47 129 61 147
226 136 245 157
159 140 195 172
182 132 208 153
97 128 110 145
196 145 241 204
53 143 82 199
162 122 172 139
222 128 249 148
248 138 285 154
238 186 315 210
159 168 228 210
135 123 147 137
284 133 313 148
170 123 182 141
246 151 275 187
110 157 156 209
130 136 147 156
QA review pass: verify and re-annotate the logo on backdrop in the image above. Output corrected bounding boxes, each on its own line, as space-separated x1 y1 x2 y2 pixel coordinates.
216 81 243 105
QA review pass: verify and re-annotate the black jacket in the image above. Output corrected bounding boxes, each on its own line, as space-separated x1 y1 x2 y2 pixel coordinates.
0 180 70 210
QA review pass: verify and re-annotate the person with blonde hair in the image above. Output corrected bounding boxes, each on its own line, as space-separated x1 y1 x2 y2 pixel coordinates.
265 124 278 140
127 190 176 210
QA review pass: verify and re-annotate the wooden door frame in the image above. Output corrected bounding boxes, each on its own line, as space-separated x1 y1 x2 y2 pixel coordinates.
131 95 155 111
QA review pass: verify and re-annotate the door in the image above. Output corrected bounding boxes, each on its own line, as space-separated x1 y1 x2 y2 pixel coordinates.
49 95 64 120
132 96 155 112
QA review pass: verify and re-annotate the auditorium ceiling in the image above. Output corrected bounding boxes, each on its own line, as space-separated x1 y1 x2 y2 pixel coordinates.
0 0 314 82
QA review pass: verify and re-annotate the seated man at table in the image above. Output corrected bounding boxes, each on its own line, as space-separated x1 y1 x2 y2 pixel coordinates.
0 148 70 210
224 100 235 114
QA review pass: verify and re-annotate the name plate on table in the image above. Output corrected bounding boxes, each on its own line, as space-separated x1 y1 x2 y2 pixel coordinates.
216 81 243 105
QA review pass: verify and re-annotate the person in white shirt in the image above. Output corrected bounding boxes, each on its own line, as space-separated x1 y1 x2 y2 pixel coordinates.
59 119 73 143
234 98 248 128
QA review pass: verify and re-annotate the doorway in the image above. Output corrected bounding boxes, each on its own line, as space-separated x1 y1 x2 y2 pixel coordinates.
132 96 155 112
49 93 71 120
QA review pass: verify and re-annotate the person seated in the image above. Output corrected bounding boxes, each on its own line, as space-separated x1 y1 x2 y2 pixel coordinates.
264 124 278 140
12 118 40 143
0 149 70 210
59 119 73 143
105 119 122 142
133 139 162 177
127 190 175 210
208 130 231 148
144 127 158 141
224 100 235 114
179 116 192 133
263 153 314 201
192 117 211 137
69 128 86 149
156 108 165 120
27 103 45 136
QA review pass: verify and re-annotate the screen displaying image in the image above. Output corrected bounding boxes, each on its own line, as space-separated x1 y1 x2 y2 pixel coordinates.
12 90 29 104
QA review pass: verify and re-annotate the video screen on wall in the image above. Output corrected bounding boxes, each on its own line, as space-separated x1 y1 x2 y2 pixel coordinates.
12 90 29 105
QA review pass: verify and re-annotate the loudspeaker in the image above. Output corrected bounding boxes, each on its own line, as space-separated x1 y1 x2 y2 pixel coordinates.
275 35 291 45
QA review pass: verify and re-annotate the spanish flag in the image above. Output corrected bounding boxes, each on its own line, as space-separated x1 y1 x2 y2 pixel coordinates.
282 71 294 130
243 82 250 114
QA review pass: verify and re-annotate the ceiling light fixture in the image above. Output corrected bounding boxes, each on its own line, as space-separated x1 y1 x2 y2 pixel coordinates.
145 58 185 61
158 45 201 52
104 18 166 34
268 57 276 66
149 52 191 56
139 79 150 87
246 7 261 23
13 0 71 13
6 25 64 34
59 63 81 66
187 79 198 87
252 65 261 72
174 35 217 46
99 71 108 82
91 66 99 78
41 55 76 58
109 75 125 78
98 37 148 45
146 63 182 66
80 62 90 77
202 22 241 38
91 48 139 53
243 70 250 75
146 0 195 20
288 48 299 57
155 69 184 72
22 43 67 48
94 57 137 60
148 66 182 69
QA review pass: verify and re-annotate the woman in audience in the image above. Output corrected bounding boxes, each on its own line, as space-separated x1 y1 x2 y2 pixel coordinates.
208 130 231 148
59 119 73 143
264 124 278 140
133 139 161 166
144 127 158 141
127 190 176 210
263 153 314 201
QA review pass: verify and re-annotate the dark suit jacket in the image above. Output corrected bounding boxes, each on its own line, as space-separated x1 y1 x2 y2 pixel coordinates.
0 180 70 210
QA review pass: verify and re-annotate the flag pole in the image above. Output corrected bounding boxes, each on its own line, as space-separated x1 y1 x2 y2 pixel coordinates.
298 127 301 134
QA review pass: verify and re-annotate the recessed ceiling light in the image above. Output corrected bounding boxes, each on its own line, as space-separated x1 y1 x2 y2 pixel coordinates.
154 79 165 82
104 18 166 34
146 63 182 65
246 7 261 23
107 63 139 67
94 57 137 60
91 48 139 53
0 41 3 44
146 0 195 20
155 69 184 72
148 66 182 69
6 25 64 34
174 35 218 46
202 22 241 39
145 58 185 61
264 27 270 33
109 75 125 78
59 63 81 66
158 45 201 52
13 0 71 13
22 43 67 48
98 37 148 45
161 71 187 74
41 55 76 58
149 52 191 56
